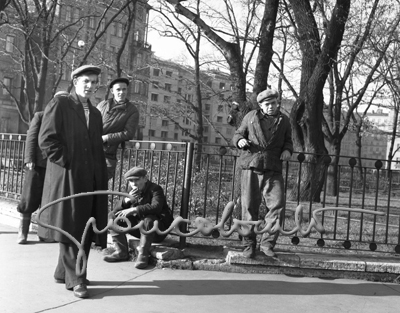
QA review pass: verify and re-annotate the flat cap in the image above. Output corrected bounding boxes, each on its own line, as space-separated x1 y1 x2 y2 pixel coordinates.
109 77 130 89
71 65 101 80
257 88 279 103
124 166 147 180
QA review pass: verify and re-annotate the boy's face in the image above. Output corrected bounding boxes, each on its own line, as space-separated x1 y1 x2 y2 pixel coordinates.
73 73 99 99
128 176 146 191
111 82 128 103
259 98 278 115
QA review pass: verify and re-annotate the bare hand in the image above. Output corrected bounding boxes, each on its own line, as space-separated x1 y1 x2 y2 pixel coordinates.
26 163 35 170
115 207 137 218
280 150 291 161
238 139 251 149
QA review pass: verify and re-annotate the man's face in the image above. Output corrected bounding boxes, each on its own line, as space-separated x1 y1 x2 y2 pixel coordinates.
111 82 128 103
259 98 278 115
73 74 98 99
128 176 147 192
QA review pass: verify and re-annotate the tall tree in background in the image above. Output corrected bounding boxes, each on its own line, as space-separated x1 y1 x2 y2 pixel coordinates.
0 0 131 124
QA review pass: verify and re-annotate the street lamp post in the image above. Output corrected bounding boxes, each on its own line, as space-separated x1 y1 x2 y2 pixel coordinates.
72 40 85 70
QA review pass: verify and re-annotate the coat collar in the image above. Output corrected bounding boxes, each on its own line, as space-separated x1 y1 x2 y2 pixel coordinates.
69 90 93 128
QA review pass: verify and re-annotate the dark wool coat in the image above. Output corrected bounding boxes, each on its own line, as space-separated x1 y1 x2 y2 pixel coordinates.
24 111 47 168
38 91 108 247
232 109 293 173
96 98 139 160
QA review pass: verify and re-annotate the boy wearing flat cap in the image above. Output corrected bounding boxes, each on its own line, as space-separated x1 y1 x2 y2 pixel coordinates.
96 78 139 180
232 87 293 259
38 65 108 298
104 166 174 269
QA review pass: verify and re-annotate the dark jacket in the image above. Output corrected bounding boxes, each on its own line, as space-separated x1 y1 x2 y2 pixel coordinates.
96 98 139 160
24 111 47 168
232 109 293 173
38 91 108 247
112 181 173 224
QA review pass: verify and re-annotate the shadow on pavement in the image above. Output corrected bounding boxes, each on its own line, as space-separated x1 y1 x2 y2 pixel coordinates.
88 279 400 298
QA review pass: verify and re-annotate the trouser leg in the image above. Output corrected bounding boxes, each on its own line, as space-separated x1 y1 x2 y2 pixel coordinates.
54 228 93 290
17 213 31 244
103 231 129 262
260 172 285 249
241 170 262 245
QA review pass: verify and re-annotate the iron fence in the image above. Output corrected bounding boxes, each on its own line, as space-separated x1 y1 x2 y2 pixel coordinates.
1 134 400 254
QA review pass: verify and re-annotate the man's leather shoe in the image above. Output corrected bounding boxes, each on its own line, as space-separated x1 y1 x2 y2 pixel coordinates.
103 252 128 263
260 246 277 258
73 284 89 298
55 278 90 285
242 245 256 258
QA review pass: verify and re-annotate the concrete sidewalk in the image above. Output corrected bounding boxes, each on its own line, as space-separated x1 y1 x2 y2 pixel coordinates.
2 223 400 313
2 196 400 284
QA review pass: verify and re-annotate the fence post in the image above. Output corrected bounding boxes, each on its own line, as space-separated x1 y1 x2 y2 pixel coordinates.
179 142 195 248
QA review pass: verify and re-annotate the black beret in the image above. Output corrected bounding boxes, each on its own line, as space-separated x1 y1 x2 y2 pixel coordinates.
109 77 130 89
257 88 279 103
71 65 101 80
124 166 147 180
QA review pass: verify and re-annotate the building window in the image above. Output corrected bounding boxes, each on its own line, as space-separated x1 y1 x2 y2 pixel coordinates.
175 124 179 130
217 116 223 123
218 105 223 112
137 7 144 21
166 70 172 77
161 131 168 138
205 103 211 110
89 17 95 28
174 133 178 140
152 81 159 88
164 96 171 103
136 53 143 66
65 6 71 22
177 87 182 94
116 23 123 37
207 81 212 87
2 77 11 96
73 8 80 22
153 68 160 76
100 18 105 31
203 137 208 143
183 117 190 125
204 126 209 133
219 82 225 90
5 36 14 53
133 80 141 93
162 120 169 127
215 137 221 144
165 83 171 92
151 94 158 101
149 129 155 137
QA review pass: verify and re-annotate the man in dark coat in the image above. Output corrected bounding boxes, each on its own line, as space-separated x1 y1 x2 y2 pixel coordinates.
16 111 47 244
103 166 174 269
232 87 293 259
96 77 139 180
38 65 108 299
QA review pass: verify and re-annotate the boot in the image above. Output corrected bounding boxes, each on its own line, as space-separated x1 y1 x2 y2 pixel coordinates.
103 233 129 262
242 227 257 259
242 238 256 258
17 214 31 244
135 233 154 269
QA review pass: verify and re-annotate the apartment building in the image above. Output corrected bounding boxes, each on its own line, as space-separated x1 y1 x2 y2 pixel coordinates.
143 56 235 152
0 0 152 136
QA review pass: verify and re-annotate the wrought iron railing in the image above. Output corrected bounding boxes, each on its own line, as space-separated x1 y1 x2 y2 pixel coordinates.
1 134 400 254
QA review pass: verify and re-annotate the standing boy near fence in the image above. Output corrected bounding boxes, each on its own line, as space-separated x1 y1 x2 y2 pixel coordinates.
232 87 293 259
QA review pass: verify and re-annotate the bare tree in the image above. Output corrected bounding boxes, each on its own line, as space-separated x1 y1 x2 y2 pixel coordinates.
0 0 131 124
